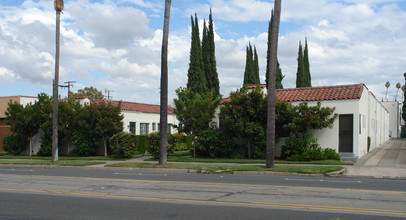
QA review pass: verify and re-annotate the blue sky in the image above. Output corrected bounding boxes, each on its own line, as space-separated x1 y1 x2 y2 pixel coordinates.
1 0 406 104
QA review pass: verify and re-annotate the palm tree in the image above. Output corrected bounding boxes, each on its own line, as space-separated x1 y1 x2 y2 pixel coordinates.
395 82 401 101
266 0 281 168
159 0 171 165
385 81 390 101
52 0 64 162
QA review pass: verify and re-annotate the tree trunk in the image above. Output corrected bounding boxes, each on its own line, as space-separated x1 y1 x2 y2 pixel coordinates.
247 139 251 159
29 136 32 156
266 0 281 168
52 9 61 163
103 137 107 157
159 0 171 165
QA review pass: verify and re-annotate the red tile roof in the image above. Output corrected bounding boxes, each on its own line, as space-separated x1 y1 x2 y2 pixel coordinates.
276 84 364 102
221 83 365 103
92 99 174 115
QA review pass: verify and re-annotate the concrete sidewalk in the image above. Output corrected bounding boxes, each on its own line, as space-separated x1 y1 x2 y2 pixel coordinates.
344 139 406 178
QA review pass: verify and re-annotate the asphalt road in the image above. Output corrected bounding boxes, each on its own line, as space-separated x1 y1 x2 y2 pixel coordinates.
0 167 405 219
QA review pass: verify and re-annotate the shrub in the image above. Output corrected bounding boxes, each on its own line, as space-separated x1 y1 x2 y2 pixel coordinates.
174 143 188 151
2 134 27 155
109 132 137 158
37 144 52 156
283 133 319 160
136 135 147 154
185 135 193 150
195 128 235 158
283 133 341 161
323 148 340 160
72 131 98 156
146 132 174 159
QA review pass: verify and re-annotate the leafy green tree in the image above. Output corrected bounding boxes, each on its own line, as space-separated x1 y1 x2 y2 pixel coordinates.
91 102 124 156
220 86 267 159
58 97 81 154
303 38 311 87
187 14 207 95
265 10 284 89
74 86 104 100
284 102 337 135
173 87 221 157
5 94 50 156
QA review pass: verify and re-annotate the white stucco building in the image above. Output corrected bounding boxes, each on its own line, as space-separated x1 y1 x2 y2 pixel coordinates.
381 101 403 138
219 83 390 160
113 101 179 135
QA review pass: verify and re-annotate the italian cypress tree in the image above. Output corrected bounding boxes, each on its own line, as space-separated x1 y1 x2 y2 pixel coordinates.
243 44 252 85
296 41 306 88
201 20 212 94
207 9 220 97
187 14 207 95
243 43 260 86
253 46 260 84
303 37 311 87
265 10 284 89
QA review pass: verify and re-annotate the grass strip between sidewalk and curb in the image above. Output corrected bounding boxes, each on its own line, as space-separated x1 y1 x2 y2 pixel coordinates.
146 157 354 165
106 162 343 175
0 155 144 161
0 160 105 166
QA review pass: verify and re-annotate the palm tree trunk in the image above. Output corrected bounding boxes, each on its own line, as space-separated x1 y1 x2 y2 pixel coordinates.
159 0 171 165
266 0 281 168
52 8 62 162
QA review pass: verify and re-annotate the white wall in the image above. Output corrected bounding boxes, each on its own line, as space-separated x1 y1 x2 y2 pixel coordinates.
291 99 359 155
382 101 401 138
121 110 179 135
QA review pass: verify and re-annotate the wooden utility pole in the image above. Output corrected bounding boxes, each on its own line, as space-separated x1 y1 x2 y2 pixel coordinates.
104 89 113 100
59 80 76 99
52 0 64 162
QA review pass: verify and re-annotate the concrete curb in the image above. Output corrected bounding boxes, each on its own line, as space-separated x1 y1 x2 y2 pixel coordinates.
325 167 346 177
0 164 332 177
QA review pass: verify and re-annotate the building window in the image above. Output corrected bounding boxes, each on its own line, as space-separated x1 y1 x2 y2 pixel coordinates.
158 123 160 131
140 123 149 135
129 122 136 134
152 123 156 131
167 124 172 133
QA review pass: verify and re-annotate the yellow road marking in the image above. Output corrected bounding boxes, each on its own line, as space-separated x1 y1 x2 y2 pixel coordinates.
58 175 406 195
0 187 405 216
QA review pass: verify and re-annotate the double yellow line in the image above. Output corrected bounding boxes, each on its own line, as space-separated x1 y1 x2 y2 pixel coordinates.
0 187 405 216
1 174 406 216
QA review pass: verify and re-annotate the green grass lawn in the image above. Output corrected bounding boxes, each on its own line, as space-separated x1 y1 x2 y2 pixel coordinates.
106 162 343 175
148 156 353 165
0 160 105 166
0 154 145 160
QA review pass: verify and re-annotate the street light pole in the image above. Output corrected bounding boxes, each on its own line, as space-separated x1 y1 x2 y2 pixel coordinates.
52 0 64 162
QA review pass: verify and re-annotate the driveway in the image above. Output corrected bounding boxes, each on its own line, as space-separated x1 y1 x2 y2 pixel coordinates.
344 139 406 178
